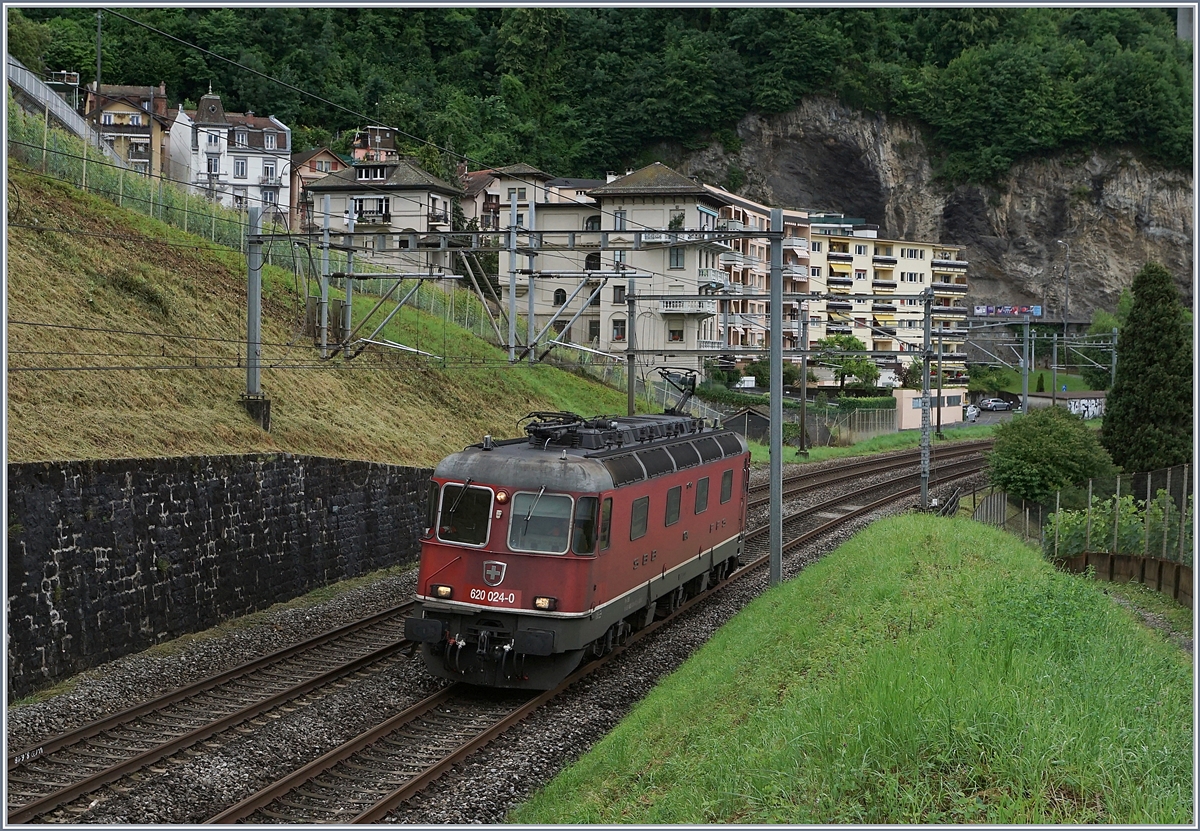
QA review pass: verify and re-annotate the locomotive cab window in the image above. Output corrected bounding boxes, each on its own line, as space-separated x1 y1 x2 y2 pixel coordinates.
509 490 573 554
694 477 709 514
630 496 650 540
720 469 734 504
665 486 681 526
437 483 493 546
573 497 599 555
598 497 613 551
423 481 439 538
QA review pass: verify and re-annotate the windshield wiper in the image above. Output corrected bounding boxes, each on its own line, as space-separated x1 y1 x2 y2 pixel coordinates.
445 478 474 519
524 485 547 524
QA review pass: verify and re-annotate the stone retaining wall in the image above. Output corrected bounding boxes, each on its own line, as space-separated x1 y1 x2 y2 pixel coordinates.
6 454 432 698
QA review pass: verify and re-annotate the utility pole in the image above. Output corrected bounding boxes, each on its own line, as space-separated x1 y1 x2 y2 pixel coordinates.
768 208 783 587
798 301 808 456
319 195 330 358
1111 327 1118 387
1057 239 1070 334
507 196 517 362
240 207 270 430
626 270 637 417
344 216 355 345
935 330 944 439
920 287 932 510
527 195 537 366
1021 314 1030 413
1051 333 1058 406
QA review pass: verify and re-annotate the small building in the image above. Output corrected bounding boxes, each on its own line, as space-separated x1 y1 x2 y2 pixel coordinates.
290 147 347 232
892 388 967 430
723 407 772 443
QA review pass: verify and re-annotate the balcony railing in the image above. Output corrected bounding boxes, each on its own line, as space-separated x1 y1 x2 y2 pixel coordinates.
697 339 725 350
258 175 282 187
933 281 969 293
698 267 726 287
932 257 969 270
781 264 808 278
827 300 853 311
827 251 854 262
428 210 449 223
719 219 745 231
827 275 854 287
658 299 718 316
872 279 898 289
932 305 969 317
827 324 853 335
872 255 898 266
782 237 808 251
871 302 898 312
355 212 392 225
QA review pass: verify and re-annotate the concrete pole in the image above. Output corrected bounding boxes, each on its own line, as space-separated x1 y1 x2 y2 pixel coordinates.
344 218 355 345
936 331 944 439
799 303 808 455
1052 333 1058 405
508 197 517 362
527 196 537 366
246 207 262 396
1111 327 1118 387
768 209 783 587
626 273 637 417
920 288 932 510
1021 315 1030 413
320 195 330 358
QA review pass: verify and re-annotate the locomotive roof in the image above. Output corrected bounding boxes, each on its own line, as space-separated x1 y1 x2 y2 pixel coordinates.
433 412 747 491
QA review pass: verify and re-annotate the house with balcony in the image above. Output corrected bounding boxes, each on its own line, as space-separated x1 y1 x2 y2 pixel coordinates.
290 148 347 232
83 82 171 177
167 91 291 223
349 126 401 163
301 156 462 273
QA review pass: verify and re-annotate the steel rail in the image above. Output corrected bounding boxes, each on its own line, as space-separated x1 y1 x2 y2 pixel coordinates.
7 603 415 824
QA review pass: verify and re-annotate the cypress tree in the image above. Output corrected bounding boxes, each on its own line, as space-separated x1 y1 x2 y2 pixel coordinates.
1101 262 1193 471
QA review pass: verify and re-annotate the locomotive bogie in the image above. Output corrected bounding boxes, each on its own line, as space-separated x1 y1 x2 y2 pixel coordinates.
405 412 750 690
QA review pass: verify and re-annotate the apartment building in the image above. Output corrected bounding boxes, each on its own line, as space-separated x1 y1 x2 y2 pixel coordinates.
167 91 291 222
83 82 171 177
290 148 347 232
806 213 970 375
300 155 462 273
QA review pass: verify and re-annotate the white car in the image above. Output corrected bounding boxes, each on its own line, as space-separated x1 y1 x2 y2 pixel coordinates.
978 398 1012 411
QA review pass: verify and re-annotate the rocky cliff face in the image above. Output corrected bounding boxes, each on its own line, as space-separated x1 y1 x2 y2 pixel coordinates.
682 97 1194 317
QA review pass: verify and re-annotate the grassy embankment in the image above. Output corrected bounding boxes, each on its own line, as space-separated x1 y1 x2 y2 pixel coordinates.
512 515 1193 824
5 166 627 466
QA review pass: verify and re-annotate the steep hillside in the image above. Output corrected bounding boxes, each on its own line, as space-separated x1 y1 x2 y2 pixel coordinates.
4 167 627 466
681 97 1194 317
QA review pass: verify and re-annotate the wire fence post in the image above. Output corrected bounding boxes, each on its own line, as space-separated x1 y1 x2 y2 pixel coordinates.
1163 466 1173 560
1112 474 1121 555
1177 464 1189 561
1085 479 1093 551
1054 490 1061 558
1144 475 1153 557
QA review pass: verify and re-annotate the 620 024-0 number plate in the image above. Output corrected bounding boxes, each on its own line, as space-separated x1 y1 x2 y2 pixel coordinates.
468 587 522 607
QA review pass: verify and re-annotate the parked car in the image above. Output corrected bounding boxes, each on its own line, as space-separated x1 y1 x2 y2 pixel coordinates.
978 398 1011 411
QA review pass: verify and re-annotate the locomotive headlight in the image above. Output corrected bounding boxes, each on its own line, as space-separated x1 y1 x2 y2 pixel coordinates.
495 491 509 504
533 596 558 611
431 584 453 599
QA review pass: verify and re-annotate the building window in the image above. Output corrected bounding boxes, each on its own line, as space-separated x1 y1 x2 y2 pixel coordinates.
668 328 684 342
263 161 276 180
234 158 247 179
810 266 822 278
810 240 822 253
264 132 277 150
854 269 867 280
234 130 247 148
855 244 868 255
585 252 601 271
669 209 685 229
612 249 626 265
614 210 626 231
875 245 893 256
584 215 601 231
315 160 330 172
901 247 925 259
612 318 626 342
206 156 220 174
553 288 567 305
133 162 149 176
262 190 277 204
669 247 685 269
129 113 141 126
613 285 626 304
233 189 246 209
588 319 601 342
207 130 220 147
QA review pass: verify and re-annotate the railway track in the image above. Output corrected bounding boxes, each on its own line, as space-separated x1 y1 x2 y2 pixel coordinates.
196 457 987 824
747 439 992 510
6 603 415 824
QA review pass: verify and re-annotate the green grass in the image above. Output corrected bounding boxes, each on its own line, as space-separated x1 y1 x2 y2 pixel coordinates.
1000 371 1098 394
747 423 996 465
511 516 1193 824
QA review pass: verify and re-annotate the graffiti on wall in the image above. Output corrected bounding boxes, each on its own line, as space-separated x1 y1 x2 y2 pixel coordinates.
1067 397 1106 419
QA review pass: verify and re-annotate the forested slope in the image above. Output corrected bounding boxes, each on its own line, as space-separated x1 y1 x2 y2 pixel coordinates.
9 7 1192 183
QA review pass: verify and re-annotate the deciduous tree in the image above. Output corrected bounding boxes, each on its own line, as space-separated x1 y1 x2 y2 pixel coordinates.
988 405 1116 503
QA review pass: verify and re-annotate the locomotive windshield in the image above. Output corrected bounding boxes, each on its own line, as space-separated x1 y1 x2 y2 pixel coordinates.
437 482 492 546
508 491 573 554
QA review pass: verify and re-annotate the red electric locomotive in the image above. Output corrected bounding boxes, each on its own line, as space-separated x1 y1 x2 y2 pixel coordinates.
404 410 750 689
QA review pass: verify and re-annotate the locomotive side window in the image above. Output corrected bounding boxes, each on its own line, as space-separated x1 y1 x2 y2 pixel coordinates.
630 496 649 540
423 481 439 538
509 491 573 554
438 483 493 546
720 469 734 503
694 477 709 514
665 486 681 526
573 497 599 555
598 498 613 551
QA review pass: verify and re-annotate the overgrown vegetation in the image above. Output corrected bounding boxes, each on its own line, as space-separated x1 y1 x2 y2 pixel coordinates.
512 516 1193 823
987 406 1116 503
9 7 1191 183
1044 491 1194 564
5 166 627 466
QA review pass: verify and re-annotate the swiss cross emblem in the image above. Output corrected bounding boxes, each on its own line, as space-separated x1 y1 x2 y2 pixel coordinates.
483 561 507 587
